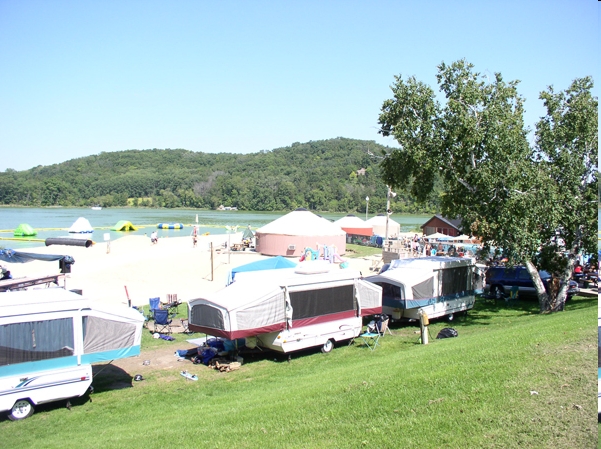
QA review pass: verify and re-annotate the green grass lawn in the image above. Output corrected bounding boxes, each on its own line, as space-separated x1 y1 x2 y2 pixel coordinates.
1 295 597 449
345 243 383 258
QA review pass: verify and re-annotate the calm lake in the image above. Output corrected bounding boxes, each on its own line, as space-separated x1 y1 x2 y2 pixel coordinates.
0 207 430 250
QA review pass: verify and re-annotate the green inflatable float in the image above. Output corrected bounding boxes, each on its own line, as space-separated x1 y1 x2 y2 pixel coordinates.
111 220 138 231
13 223 37 237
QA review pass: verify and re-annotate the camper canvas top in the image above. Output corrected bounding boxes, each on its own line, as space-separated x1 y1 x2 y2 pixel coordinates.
0 288 144 369
0 289 144 323
369 268 435 291
192 267 366 312
387 256 476 271
0 288 93 318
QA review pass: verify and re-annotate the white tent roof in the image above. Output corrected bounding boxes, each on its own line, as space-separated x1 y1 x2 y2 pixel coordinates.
334 214 372 229
257 209 345 236
366 214 400 237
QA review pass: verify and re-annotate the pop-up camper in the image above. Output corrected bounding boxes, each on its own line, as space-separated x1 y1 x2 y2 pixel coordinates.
188 265 382 354
365 257 476 321
0 289 144 420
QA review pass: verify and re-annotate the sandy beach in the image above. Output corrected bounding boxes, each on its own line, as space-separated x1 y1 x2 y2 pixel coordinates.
5 233 377 307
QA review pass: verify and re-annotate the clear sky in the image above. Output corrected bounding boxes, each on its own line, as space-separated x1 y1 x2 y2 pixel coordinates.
0 0 598 171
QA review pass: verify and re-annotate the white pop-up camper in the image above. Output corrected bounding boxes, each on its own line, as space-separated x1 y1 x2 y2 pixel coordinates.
0 289 144 420
365 257 476 321
188 264 382 354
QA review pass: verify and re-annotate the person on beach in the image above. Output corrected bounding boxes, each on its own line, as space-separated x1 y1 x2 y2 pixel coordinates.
192 226 198 248
150 231 158 245
0 265 12 280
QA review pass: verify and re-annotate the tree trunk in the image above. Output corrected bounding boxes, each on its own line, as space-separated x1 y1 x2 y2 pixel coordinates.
524 260 550 313
551 262 573 312
526 259 573 313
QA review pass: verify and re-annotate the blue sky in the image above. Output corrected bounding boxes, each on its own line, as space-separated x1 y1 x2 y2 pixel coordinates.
0 1 598 171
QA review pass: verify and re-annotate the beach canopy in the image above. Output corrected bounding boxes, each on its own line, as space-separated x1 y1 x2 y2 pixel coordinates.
242 226 255 240
69 217 94 233
111 220 138 231
452 234 474 242
425 232 450 241
334 215 373 237
13 223 37 237
0 249 74 264
366 214 400 239
228 256 297 285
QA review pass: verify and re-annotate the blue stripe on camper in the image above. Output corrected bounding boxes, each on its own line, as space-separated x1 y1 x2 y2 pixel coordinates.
383 290 476 310
80 345 141 364
0 347 140 378
0 356 77 377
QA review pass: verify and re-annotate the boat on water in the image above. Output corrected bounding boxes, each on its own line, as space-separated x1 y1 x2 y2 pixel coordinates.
91 206 102 210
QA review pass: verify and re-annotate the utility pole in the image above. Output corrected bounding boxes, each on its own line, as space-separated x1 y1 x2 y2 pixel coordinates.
385 186 396 249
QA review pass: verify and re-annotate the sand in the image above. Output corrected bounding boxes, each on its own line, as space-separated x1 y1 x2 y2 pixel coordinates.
6 233 377 307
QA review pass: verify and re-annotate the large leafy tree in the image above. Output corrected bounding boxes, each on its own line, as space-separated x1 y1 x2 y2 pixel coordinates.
533 77 598 308
377 59 597 312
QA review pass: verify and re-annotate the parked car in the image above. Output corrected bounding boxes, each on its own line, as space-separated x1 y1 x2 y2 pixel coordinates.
483 265 579 300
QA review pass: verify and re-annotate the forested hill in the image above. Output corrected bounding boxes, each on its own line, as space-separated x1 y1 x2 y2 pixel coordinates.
0 138 439 214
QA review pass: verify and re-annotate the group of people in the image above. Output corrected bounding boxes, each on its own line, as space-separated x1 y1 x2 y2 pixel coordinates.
573 260 597 287
405 234 468 258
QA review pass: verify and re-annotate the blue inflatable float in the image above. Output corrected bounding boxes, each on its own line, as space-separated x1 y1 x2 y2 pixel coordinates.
157 223 184 229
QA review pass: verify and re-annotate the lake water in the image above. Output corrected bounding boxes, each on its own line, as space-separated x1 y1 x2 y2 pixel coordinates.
0 207 430 250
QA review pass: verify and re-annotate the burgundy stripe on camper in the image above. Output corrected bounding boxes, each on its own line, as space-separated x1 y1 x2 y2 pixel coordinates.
291 310 357 328
187 322 286 340
360 306 382 316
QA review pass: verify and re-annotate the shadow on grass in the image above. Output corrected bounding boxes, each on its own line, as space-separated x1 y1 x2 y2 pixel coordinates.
385 293 598 333
91 363 134 393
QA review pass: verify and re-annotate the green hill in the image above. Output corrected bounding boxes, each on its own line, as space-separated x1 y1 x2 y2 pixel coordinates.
0 138 440 213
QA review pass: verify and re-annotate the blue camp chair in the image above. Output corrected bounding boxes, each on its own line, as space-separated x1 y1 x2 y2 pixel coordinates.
148 297 161 322
153 309 172 334
358 317 389 351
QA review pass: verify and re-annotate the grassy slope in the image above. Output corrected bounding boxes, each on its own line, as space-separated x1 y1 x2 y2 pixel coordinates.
1 296 597 449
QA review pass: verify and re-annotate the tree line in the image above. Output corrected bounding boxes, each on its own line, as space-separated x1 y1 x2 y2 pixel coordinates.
0 138 440 215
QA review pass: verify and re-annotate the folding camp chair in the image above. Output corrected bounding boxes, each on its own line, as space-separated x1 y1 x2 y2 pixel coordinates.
358 317 389 351
178 304 193 335
163 294 180 318
153 309 172 334
149 297 161 321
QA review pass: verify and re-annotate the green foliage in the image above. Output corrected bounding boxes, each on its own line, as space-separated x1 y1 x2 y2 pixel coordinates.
378 60 597 312
0 139 440 214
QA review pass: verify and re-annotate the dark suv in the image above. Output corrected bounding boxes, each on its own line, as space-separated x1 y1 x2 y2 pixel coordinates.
484 266 579 300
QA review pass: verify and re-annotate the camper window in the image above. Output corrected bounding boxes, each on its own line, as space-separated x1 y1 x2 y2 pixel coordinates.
440 267 470 296
190 304 226 331
382 283 403 300
289 285 355 320
0 318 74 366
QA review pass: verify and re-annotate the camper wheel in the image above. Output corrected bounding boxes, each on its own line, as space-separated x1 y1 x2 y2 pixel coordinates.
321 339 334 353
446 313 454 322
8 399 34 421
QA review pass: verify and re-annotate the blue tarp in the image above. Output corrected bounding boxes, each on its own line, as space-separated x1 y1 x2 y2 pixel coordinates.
0 249 73 264
227 256 297 285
